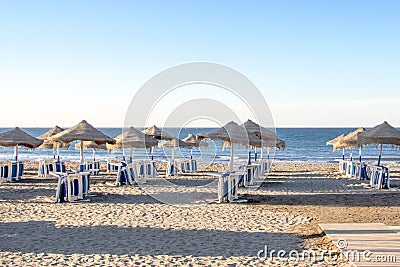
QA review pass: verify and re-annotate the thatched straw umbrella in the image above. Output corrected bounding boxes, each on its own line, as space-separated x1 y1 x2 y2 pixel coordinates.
51 120 115 163
143 125 174 140
143 125 174 159
333 127 365 161
326 134 346 146
197 121 256 172
75 141 107 161
326 134 347 160
0 127 43 160
158 137 192 161
182 133 208 159
241 119 285 162
38 126 70 159
357 121 400 166
108 126 158 160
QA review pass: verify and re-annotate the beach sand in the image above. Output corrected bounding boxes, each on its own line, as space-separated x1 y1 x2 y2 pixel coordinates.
0 161 399 266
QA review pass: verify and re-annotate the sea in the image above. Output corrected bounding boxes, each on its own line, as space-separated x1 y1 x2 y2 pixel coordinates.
1 128 399 164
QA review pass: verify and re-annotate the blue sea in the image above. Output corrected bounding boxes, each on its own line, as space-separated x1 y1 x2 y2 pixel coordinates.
0 128 399 164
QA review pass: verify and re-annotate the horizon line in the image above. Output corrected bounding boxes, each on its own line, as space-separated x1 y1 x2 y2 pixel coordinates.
0 125 394 129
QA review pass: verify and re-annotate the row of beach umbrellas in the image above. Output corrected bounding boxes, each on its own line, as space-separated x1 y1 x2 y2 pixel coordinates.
0 120 285 169
198 120 285 172
327 121 400 165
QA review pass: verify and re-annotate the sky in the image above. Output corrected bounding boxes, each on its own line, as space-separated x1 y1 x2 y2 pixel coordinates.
0 0 399 128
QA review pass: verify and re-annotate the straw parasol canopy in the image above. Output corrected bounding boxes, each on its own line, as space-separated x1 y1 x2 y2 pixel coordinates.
143 125 175 140
107 126 158 151
241 119 286 149
50 120 115 163
0 127 43 148
197 121 255 145
51 120 115 145
326 134 346 146
39 126 64 140
38 126 70 149
182 133 208 147
358 121 400 166
158 137 192 161
183 133 208 160
75 141 107 150
197 121 257 171
358 121 400 147
0 127 43 160
158 138 193 149
332 127 365 151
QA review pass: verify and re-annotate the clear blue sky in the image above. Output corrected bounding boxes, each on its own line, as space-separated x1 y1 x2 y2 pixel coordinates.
0 0 399 127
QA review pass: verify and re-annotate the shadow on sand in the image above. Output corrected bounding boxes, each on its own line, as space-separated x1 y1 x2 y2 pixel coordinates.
0 220 302 257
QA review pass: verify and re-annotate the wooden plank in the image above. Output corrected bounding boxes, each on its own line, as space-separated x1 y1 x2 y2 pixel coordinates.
319 223 400 267
388 226 400 234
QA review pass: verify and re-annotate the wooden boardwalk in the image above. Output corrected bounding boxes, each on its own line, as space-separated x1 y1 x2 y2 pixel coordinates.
319 223 400 267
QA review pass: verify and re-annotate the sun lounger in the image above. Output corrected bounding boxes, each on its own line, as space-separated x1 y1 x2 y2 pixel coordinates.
242 164 256 187
0 164 8 181
107 160 120 172
217 172 230 202
116 163 129 186
38 160 53 178
166 161 177 177
217 171 241 203
86 161 100 175
53 160 66 174
137 160 145 177
17 161 23 179
177 160 189 173
68 172 90 201
370 165 390 189
126 163 138 184
252 162 261 181
338 159 348 173
345 161 357 178
178 159 197 173
261 159 272 174
144 161 157 178
190 159 197 172
55 172 91 202
1 161 24 182
55 173 68 202
360 163 368 180
353 162 369 180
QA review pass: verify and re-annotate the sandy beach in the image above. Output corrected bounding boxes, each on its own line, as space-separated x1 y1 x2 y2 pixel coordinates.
0 161 399 266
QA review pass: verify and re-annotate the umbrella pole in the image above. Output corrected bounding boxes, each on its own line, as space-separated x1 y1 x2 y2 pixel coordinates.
359 147 362 162
267 147 270 160
190 148 193 160
151 146 154 161
14 145 18 161
247 147 251 165
350 147 353 161
254 147 258 161
80 140 84 164
229 142 234 172
378 144 383 166
93 148 96 161
57 143 60 162
130 147 133 162
260 147 263 159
